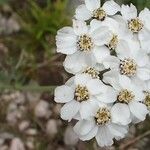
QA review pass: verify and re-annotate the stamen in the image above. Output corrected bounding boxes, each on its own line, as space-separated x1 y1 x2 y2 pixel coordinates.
93 8 107 21
144 92 150 110
108 35 118 50
74 85 89 102
77 35 93 52
118 89 135 104
120 58 137 77
128 18 143 33
95 107 111 125
83 67 99 79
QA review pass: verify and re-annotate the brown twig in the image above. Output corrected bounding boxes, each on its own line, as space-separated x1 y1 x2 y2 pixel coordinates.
119 130 150 150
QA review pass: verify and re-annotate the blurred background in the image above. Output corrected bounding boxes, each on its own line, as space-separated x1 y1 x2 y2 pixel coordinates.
0 0 149 149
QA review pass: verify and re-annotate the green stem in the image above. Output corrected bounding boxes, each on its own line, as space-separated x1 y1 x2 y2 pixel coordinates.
0 84 56 92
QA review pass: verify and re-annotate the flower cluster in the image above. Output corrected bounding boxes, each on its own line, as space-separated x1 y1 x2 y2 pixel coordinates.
54 0 150 147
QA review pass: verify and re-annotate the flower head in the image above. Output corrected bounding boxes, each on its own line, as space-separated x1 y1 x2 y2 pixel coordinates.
54 74 107 120
75 0 120 21
74 104 128 147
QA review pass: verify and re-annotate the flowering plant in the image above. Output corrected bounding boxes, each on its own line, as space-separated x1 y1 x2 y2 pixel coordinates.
54 0 150 147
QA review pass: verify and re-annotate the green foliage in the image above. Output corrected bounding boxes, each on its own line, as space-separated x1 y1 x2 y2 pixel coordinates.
1 0 70 86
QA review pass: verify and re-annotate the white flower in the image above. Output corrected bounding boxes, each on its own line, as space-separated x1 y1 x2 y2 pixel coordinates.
103 40 150 81
56 19 112 74
73 103 128 147
54 74 107 121
120 4 150 53
89 18 133 54
75 0 120 21
102 75 148 125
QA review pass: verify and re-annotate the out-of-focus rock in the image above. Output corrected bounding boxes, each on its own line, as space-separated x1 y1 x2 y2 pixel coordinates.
26 137 35 149
0 138 4 146
0 145 9 150
34 100 51 118
25 128 37 136
10 138 25 150
6 110 22 125
26 91 41 105
19 120 30 132
64 126 79 146
46 119 58 137
0 133 14 139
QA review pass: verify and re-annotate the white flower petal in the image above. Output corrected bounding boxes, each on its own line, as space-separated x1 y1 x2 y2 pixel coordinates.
139 28 150 53
90 19 103 32
90 26 112 46
80 99 99 119
116 40 130 59
74 119 95 136
54 85 74 103
86 78 107 95
134 52 149 67
73 19 88 35
129 101 148 121
119 75 132 90
101 17 119 33
80 126 98 141
131 85 145 102
103 56 120 69
121 4 137 20
65 76 75 87
139 8 150 31
107 123 128 139
111 103 131 125
93 46 110 63
97 86 118 103
64 52 87 74
103 70 121 90
137 68 150 81
85 0 100 11
103 0 120 16
56 27 77 54
96 126 113 147
75 4 92 21
61 100 80 121
75 74 92 86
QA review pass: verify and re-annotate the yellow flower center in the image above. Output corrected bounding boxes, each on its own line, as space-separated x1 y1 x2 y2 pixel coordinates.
128 18 143 33
144 92 150 110
118 89 135 104
93 8 107 21
77 35 94 52
108 35 119 50
120 58 137 77
95 107 111 125
74 85 89 102
83 67 99 79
